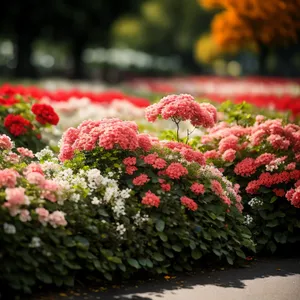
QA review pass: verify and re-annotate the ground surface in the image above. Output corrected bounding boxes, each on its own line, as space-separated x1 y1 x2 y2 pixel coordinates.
29 257 300 300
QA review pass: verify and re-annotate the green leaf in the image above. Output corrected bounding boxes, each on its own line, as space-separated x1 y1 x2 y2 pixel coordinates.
75 236 90 249
108 256 122 264
213 249 221 257
226 256 234 265
104 272 112 281
164 249 174 258
127 258 140 269
266 219 279 228
138 258 148 266
36 272 52 284
270 196 277 203
274 232 287 244
152 252 164 261
172 245 182 252
158 232 168 242
156 219 165 232
191 249 202 260
64 276 75 286
145 258 153 268
268 241 277 253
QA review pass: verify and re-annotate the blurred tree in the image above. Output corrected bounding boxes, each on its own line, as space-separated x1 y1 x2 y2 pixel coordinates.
1 0 140 78
112 0 215 72
199 0 300 73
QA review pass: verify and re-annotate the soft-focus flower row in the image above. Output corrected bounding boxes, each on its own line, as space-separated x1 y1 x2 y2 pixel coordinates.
127 76 300 116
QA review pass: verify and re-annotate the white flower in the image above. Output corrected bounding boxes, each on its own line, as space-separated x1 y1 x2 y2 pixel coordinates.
116 222 126 237
244 215 253 225
133 211 149 226
91 197 101 205
3 223 16 234
29 237 42 248
248 197 263 207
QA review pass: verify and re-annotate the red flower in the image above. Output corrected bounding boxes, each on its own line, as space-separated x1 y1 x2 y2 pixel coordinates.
31 103 59 125
4 114 32 136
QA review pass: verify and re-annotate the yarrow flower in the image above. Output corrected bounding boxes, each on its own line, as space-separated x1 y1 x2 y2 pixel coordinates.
141 191 160 207
123 157 136 166
234 158 257 177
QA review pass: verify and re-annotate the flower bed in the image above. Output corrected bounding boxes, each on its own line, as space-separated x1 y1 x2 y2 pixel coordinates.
0 94 254 294
198 114 300 252
1 89 300 295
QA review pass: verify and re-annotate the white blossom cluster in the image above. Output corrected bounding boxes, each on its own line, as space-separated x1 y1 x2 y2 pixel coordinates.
29 237 42 248
133 211 149 227
244 214 253 225
3 223 16 234
248 197 264 207
116 222 126 238
35 147 58 161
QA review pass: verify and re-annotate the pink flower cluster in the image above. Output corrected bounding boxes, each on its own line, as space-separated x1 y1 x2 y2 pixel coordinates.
141 191 160 207
133 174 150 186
163 141 206 166
165 162 188 179
145 94 217 128
211 179 231 205
246 170 300 194
59 119 153 161
17 147 34 158
0 169 20 188
0 134 13 150
35 208 67 227
190 183 205 195
180 196 198 211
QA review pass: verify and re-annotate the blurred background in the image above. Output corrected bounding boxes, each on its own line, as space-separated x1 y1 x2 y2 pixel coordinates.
0 0 300 82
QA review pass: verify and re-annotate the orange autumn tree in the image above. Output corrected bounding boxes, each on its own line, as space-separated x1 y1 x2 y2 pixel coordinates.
199 0 300 71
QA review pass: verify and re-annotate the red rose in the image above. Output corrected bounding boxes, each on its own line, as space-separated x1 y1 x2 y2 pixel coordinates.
4 114 32 136
31 103 59 125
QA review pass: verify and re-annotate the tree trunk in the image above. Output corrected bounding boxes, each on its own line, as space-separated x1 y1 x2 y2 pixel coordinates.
71 37 87 79
14 31 37 78
257 42 268 76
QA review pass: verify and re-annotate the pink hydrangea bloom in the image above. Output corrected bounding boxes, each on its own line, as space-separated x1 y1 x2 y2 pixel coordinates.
145 94 217 128
285 163 296 171
4 187 27 206
26 172 45 185
267 134 290 150
234 158 257 177
17 147 34 158
222 149 236 162
190 183 205 195
133 174 150 186
123 157 137 166
273 188 285 197
181 148 206 165
58 144 74 162
152 158 167 169
165 162 188 179
24 163 44 176
35 207 49 225
255 153 276 166
0 134 13 150
204 150 219 160
5 152 20 163
143 153 158 164
48 211 67 228
218 135 239 153
180 196 198 211
141 191 160 207
0 169 20 188
126 166 137 175
137 134 152 151
19 209 31 222
161 183 171 191
211 180 224 197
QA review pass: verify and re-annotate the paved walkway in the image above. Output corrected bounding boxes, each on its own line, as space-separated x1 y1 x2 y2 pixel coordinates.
33 257 300 300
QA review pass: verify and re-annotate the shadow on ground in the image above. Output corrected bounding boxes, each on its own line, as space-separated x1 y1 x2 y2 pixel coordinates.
27 257 300 300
